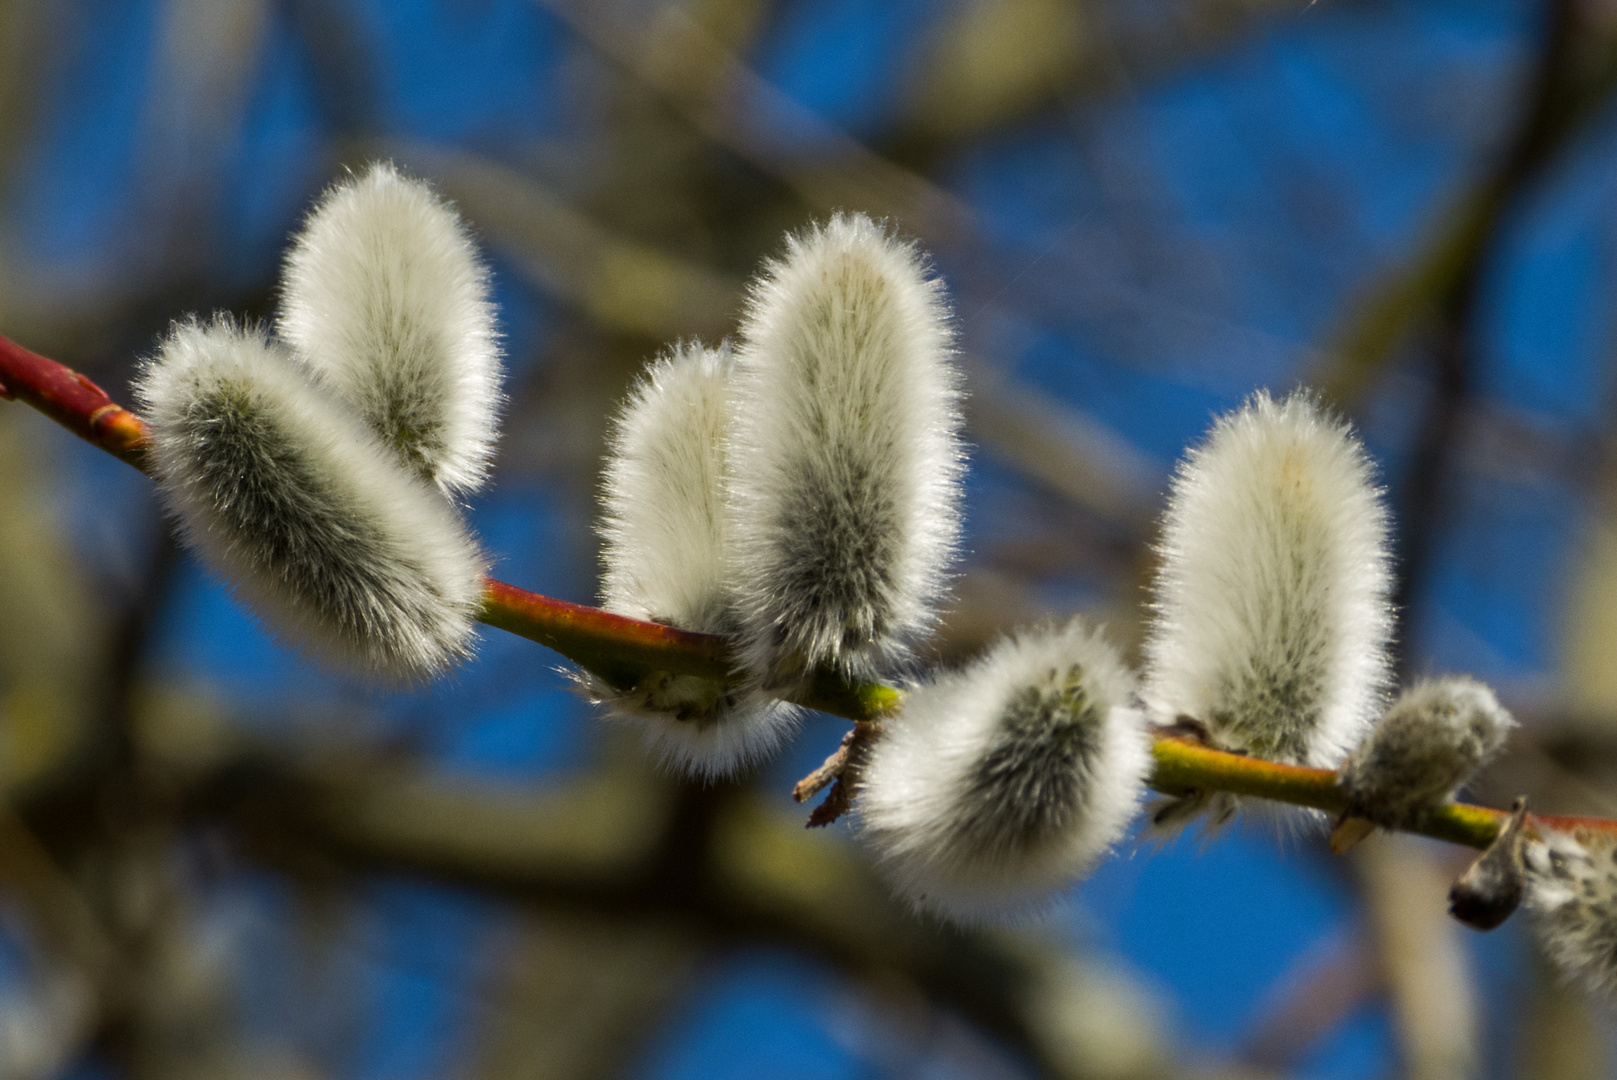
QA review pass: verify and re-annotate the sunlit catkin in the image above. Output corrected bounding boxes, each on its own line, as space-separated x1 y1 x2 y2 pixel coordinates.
1143 390 1393 825
136 318 486 680
595 343 795 775
1339 677 1515 827
727 213 963 687
857 620 1150 922
278 161 502 495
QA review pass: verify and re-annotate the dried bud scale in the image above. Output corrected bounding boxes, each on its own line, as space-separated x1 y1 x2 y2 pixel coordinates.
1525 825 1617 996
1449 797 1530 931
279 161 502 495
136 318 486 681
727 213 964 687
1142 391 1393 824
856 620 1150 922
1340 677 1515 828
594 343 795 776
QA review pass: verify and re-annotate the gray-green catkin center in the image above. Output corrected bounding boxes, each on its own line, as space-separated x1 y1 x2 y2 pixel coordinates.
367 328 451 484
187 382 447 640
1207 470 1333 760
953 668 1102 856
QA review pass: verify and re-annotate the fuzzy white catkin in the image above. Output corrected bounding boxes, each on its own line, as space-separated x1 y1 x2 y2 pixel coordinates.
727 213 964 686
1524 828 1617 998
595 343 796 776
136 318 487 680
278 161 502 495
1338 676 1515 826
857 620 1151 922
1143 391 1393 820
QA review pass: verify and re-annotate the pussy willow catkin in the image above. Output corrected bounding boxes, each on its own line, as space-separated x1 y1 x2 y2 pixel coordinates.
857 619 1149 922
1338 676 1515 827
137 318 486 680
594 342 796 775
727 213 964 687
1143 391 1394 827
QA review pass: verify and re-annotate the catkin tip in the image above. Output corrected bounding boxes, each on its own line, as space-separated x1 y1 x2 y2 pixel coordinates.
279 160 503 497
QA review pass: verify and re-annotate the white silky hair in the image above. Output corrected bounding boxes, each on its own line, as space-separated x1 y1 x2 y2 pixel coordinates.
601 343 736 637
1143 391 1393 828
726 212 964 687
856 619 1151 923
278 160 502 496
1525 828 1617 998
1338 676 1515 826
594 342 797 776
136 318 487 681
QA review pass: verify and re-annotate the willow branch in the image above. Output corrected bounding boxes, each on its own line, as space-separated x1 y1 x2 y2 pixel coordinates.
4 331 1613 852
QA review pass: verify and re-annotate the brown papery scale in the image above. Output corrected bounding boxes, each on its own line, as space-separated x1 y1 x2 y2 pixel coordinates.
1449 797 1530 931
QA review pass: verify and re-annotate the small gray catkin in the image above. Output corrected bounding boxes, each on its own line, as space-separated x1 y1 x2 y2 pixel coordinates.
1338 676 1515 827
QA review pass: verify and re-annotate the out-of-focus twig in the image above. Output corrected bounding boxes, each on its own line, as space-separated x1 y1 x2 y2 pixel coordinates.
1237 929 1379 1074
1354 837 1478 1080
177 741 1168 1080
1517 952 1609 1080
534 0 976 244
1321 0 1617 674
964 360 1161 530
1319 0 1617 410
383 143 741 339
457 914 697 1080
896 0 1315 155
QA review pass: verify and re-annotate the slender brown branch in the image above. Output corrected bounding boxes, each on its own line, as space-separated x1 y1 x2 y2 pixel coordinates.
793 721 884 829
5 330 1616 851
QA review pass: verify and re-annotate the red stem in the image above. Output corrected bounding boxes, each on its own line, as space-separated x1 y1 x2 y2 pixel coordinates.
0 334 149 468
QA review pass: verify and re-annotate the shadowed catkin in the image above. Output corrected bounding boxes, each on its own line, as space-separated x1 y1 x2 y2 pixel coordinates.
1143 390 1393 827
727 213 963 687
278 161 501 495
1338 677 1515 827
594 343 796 776
136 318 486 680
1524 827 1617 997
856 620 1150 922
